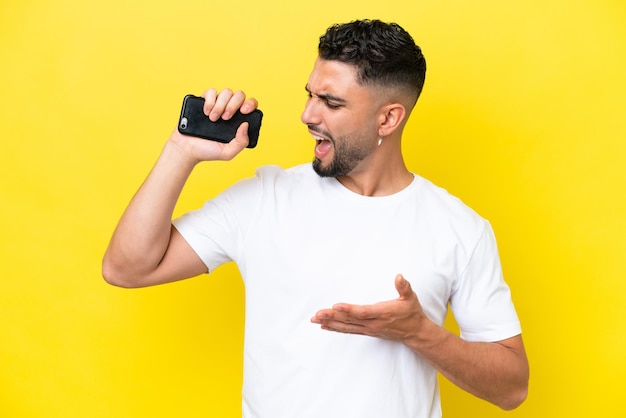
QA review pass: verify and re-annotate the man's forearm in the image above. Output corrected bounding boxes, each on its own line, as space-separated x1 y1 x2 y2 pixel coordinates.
311 275 530 409
407 321 529 410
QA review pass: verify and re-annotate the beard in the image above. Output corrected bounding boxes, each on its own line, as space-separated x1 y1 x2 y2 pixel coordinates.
312 153 355 178
312 132 377 178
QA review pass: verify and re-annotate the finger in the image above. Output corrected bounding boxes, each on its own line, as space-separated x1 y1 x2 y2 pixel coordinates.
312 311 368 331
395 274 413 299
209 88 234 121
310 309 330 324
315 304 376 326
222 90 246 120
240 97 259 114
202 88 218 115
320 321 370 336
219 122 249 161
233 121 250 148
332 303 376 321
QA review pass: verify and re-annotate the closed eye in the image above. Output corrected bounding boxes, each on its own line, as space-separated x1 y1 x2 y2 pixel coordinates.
305 85 346 110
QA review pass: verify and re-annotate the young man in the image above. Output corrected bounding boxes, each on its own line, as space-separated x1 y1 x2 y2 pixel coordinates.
103 19 528 418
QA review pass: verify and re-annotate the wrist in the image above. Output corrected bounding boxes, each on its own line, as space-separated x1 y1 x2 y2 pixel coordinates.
405 315 450 354
164 132 204 169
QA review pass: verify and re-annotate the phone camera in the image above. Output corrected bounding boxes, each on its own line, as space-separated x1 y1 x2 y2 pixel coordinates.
180 117 188 130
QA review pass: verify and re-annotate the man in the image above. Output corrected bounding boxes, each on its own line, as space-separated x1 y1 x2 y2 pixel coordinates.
103 19 529 418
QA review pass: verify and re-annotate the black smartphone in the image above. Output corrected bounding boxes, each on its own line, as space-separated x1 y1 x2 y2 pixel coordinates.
177 94 263 148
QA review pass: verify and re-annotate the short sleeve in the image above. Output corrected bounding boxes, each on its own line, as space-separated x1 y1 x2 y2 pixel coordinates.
173 199 237 273
172 171 265 273
450 223 521 342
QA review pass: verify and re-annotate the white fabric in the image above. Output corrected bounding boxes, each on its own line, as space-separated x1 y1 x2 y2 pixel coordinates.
173 163 521 418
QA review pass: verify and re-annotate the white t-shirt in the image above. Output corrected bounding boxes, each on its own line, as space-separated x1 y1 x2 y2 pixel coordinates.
173 163 521 418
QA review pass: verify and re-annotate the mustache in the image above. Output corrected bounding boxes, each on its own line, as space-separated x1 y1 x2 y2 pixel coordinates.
307 125 334 143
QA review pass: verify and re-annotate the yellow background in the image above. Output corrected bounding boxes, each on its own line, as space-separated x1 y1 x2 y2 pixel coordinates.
1 0 625 416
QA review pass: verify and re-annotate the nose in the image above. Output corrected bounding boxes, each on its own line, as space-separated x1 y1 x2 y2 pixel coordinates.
301 98 321 126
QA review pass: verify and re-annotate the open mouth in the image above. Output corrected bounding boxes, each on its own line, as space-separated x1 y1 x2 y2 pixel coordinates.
312 134 333 159
312 135 326 145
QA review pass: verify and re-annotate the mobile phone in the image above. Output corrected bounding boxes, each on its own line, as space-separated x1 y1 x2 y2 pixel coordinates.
177 94 263 148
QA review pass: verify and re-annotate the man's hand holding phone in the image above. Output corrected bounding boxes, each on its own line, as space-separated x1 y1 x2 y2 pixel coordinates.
170 88 261 163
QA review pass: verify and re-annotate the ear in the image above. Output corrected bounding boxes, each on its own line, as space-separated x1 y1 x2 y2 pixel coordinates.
377 103 407 137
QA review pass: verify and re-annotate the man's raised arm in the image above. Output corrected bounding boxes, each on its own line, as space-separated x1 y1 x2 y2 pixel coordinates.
102 89 258 288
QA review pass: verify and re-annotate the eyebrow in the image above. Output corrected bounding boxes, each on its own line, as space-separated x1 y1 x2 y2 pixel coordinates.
305 85 348 104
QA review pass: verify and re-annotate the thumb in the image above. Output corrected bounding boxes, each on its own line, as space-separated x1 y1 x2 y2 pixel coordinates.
394 274 412 299
220 122 249 160
233 121 250 148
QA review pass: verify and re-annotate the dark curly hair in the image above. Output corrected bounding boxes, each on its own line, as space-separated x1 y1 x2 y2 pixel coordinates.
318 19 426 104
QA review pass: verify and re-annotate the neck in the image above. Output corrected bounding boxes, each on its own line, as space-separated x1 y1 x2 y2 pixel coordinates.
337 139 412 197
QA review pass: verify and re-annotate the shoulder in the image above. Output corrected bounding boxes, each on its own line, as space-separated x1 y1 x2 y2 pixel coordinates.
411 174 489 237
225 164 308 189
249 163 324 190
253 163 315 181
219 163 319 201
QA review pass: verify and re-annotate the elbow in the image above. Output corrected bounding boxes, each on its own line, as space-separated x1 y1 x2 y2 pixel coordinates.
102 272 133 289
496 368 529 411
494 338 530 411
497 384 528 411
102 254 143 289
102 263 132 288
